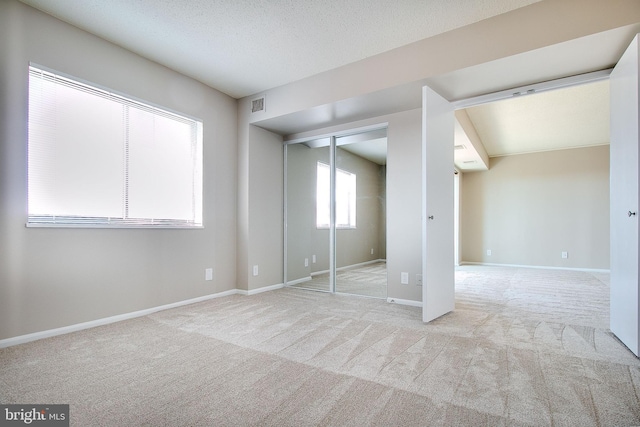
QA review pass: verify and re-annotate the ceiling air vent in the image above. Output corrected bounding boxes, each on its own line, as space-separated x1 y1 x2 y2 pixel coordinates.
251 96 265 113
454 144 466 151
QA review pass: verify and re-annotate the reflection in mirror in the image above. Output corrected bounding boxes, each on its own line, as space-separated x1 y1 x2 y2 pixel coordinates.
335 129 387 298
286 140 331 291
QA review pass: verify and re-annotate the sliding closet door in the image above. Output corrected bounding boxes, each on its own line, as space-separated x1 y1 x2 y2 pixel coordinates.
335 129 387 298
285 140 331 292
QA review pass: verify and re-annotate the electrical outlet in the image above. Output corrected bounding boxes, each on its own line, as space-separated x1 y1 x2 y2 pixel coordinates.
561 251 568 259
252 265 259 276
304 258 309 267
401 272 409 285
371 248 374 255
205 268 213 281
487 249 492 256
416 274 422 286
312 255 316 263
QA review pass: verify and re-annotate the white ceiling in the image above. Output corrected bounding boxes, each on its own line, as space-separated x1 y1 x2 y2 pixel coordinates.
341 138 388 166
454 118 487 171
18 0 637 169
18 0 541 99
335 128 388 166
465 80 610 158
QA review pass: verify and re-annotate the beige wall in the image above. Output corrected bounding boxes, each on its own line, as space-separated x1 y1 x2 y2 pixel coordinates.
461 145 610 269
247 125 284 291
386 109 423 301
3 0 635 341
285 143 323 282
335 148 386 269
0 0 238 340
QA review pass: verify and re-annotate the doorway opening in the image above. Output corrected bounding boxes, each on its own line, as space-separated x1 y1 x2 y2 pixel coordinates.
422 70 612 323
453 78 610 271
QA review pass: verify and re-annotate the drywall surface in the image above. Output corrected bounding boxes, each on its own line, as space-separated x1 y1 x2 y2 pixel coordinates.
247 125 284 291
0 0 237 340
461 145 610 269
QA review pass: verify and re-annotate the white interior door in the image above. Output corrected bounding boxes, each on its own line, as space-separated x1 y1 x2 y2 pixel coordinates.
422 86 455 322
610 34 640 357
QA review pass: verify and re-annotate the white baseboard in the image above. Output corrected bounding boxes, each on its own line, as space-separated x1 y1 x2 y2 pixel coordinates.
460 262 610 273
286 276 312 286
387 297 422 308
311 259 386 277
338 259 385 271
238 282 284 296
311 269 329 277
0 288 239 349
0 280 294 348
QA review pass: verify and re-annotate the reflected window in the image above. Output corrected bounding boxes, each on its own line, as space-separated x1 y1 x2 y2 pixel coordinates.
316 162 356 228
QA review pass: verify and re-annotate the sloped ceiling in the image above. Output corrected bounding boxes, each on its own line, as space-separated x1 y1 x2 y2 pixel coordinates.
451 79 610 171
464 80 610 158
341 138 388 166
342 79 612 172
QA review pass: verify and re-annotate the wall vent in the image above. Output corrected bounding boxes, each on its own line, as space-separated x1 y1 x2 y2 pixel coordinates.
454 144 466 150
251 96 265 113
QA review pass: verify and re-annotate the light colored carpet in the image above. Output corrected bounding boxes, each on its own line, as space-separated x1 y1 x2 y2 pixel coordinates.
291 261 387 298
1 265 639 426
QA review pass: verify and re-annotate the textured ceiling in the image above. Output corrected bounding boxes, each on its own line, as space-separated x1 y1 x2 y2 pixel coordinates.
17 0 618 166
18 0 541 99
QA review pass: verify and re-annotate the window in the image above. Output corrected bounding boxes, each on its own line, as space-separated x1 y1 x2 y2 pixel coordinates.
27 65 203 227
316 162 356 228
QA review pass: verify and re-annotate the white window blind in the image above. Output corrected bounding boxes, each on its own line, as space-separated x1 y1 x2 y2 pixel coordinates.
27 65 203 227
316 162 356 229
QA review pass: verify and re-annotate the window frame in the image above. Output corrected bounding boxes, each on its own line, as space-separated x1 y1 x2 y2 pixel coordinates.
26 64 204 229
316 161 357 229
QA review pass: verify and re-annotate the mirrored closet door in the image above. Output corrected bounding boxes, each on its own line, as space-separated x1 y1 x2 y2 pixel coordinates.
285 127 387 298
335 129 387 298
285 139 331 292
